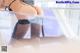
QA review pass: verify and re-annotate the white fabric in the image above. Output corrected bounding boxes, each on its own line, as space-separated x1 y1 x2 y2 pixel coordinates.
0 10 16 45
0 11 11 28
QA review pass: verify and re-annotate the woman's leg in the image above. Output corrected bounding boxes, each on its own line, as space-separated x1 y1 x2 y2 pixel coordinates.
12 20 30 39
31 23 41 39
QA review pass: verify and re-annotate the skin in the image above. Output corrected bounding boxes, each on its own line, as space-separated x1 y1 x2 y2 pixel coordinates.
4 0 43 19
0 0 4 8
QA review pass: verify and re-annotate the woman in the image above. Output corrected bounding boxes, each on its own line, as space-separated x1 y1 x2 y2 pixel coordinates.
4 0 43 39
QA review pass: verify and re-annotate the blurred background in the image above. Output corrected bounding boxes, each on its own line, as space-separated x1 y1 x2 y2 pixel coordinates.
0 0 80 53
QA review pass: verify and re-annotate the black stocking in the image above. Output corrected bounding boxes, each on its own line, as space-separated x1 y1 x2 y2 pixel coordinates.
31 23 41 39
12 20 30 39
